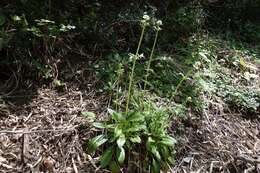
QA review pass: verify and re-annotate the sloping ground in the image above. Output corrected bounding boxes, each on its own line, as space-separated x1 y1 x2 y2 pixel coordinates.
0 88 259 173
0 40 259 173
174 106 260 173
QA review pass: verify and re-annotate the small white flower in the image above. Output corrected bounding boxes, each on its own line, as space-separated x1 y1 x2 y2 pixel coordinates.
153 19 162 31
141 13 151 27
13 15 21 21
138 53 144 59
60 24 76 31
156 20 162 26
143 14 150 21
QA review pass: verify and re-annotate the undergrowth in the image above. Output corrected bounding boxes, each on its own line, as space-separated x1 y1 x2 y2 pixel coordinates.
84 14 180 173
85 15 260 172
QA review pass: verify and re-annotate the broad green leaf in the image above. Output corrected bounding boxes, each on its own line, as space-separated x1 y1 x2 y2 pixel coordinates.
109 161 121 173
160 136 177 146
146 137 155 150
88 135 108 153
130 136 141 143
114 126 123 138
111 111 124 121
100 147 113 168
117 135 126 147
127 112 144 122
152 159 160 173
92 122 106 129
81 111 96 122
151 146 161 161
116 147 125 164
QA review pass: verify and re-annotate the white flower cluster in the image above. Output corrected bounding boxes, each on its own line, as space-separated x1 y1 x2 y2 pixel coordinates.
129 53 144 61
141 14 151 27
140 13 163 31
154 19 162 31
60 24 76 32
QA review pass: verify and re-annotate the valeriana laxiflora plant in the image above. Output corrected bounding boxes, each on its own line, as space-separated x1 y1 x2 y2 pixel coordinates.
86 14 176 173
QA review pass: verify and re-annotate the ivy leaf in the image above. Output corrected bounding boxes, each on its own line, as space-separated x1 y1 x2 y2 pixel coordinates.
100 147 113 168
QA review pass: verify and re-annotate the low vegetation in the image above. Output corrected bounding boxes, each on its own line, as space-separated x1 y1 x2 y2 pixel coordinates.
0 1 259 172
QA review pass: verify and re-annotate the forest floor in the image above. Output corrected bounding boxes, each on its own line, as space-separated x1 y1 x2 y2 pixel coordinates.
0 69 259 173
1 87 259 173
0 36 260 173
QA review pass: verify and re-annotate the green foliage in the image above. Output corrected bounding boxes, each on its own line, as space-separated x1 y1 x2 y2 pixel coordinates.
87 14 178 172
1 1 260 172
193 35 260 115
87 96 176 172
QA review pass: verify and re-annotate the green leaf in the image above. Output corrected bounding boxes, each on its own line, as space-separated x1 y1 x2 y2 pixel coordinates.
152 159 160 173
151 145 161 161
100 147 113 168
160 136 177 146
116 147 125 164
92 122 106 129
117 135 126 147
114 126 123 138
109 161 121 173
0 15 5 26
130 136 141 143
160 146 170 160
111 111 124 121
127 112 144 122
146 137 155 150
88 135 108 153
81 111 96 122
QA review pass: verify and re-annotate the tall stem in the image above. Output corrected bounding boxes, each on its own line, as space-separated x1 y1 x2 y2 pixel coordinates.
144 30 159 90
115 78 120 112
170 69 193 101
125 26 146 114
